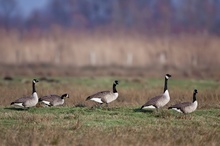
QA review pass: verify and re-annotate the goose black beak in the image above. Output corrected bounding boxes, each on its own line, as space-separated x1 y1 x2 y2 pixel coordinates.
115 80 119 85
194 89 198 93
33 79 39 83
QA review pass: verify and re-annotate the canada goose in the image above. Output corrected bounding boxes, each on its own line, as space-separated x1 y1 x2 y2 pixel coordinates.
168 89 198 114
86 80 119 107
39 93 69 106
11 79 39 108
141 74 171 110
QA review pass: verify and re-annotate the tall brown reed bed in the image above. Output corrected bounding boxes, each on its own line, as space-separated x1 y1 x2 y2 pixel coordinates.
0 29 220 70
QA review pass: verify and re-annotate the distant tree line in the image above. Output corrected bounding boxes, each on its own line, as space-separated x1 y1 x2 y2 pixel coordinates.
0 0 220 34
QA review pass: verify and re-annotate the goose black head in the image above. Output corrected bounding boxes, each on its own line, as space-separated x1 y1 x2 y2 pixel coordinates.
63 93 69 98
114 80 119 85
165 74 172 79
33 79 39 83
194 89 198 94
61 94 69 99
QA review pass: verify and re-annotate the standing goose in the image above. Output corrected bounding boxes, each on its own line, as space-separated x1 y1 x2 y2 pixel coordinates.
11 79 39 108
141 74 171 110
168 89 198 114
86 80 119 107
39 93 69 107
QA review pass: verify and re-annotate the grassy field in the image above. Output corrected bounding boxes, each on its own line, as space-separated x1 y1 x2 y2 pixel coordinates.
0 76 220 146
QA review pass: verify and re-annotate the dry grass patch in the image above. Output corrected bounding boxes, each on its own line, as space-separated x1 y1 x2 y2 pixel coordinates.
0 76 219 145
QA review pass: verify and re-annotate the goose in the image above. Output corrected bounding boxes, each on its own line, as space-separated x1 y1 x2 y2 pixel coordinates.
39 93 69 107
11 79 39 108
168 89 198 114
141 74 171 111
86 80 119 107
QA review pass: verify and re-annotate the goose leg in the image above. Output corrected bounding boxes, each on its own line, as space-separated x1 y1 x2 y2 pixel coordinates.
104 103 110 110
98 103 103 108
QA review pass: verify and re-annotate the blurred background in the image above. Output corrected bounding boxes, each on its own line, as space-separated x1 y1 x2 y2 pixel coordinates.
0 0 220 78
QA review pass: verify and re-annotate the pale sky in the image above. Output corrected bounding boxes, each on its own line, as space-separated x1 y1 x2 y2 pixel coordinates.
17 0 49 17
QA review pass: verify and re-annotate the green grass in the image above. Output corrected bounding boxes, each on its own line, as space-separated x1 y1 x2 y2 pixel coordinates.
1 106 220 128
0 76 220 145
0 106 220 145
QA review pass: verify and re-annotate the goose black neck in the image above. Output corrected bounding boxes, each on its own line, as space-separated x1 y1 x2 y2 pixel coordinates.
193 92 197 102
61 94 65 99
113 83 117 93
32 82 36 93
164 78 168 93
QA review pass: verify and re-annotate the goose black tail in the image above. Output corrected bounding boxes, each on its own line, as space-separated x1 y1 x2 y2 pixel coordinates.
140 105 144 110
86 96 91 101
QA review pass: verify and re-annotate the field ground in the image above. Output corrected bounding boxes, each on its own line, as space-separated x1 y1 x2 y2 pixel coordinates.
0 76 220 145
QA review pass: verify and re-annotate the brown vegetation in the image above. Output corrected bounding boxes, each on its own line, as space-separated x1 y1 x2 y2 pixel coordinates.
0 30 220 78
0 77 219 146
1 76 219 109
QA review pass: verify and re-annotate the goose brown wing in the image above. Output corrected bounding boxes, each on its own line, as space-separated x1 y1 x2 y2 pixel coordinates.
169 102 191 109
12 96 32 103
39 95 60 102
142 95 163 106
86 91 111 100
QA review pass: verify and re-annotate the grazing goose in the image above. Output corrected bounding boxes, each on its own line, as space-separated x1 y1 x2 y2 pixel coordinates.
168 89 198 114
39 93 69 107
141 74 171 110
11 79 39 108
86 80 119 107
